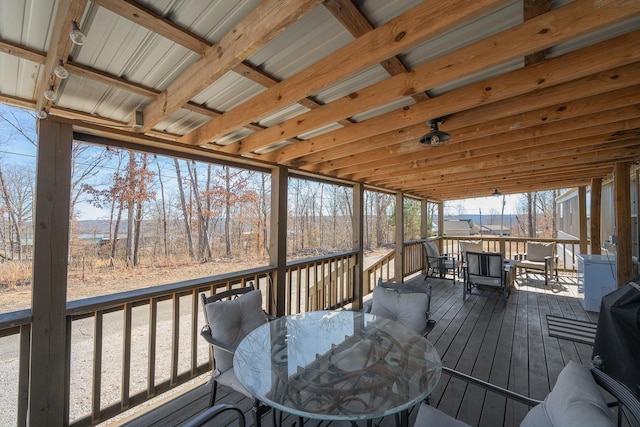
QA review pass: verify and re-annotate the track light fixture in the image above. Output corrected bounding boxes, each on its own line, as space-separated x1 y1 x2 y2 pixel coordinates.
419 118 451 147
493 188 501 196
43 85 56 101
36 109 48 119
69 21 86 45
54 60 69 79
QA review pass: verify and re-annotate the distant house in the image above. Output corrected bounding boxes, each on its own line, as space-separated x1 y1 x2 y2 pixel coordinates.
556 165 639 258
480 224 511 236
443 219 480 236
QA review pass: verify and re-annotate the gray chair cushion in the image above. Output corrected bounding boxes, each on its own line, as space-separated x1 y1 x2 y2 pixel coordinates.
520 360 613 427
459 240 483 258
526 241 554 262
205 289 267 373
413 402 471 427
370 286 429 334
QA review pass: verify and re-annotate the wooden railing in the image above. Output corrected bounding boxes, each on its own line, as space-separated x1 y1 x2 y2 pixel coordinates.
285 250 358 314
439 236 582 271
0 236 581 426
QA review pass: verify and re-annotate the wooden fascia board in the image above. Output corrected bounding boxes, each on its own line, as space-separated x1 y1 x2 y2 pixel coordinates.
273 33 640 163
227 0 640 156
140 0 324 132
184 0 510 145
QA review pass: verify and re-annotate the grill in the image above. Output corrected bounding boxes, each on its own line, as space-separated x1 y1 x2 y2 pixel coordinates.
592 279 640 399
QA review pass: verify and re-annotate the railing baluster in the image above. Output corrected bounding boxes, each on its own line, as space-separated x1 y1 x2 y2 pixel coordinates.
92 311 103 424
122 303 132 410
18 324 30 427
170 295 179 386
191 289 198 377
148 297 157 398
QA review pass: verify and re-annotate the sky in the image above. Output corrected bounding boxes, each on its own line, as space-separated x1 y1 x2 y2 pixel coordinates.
445 194 520 216
0 103 524 219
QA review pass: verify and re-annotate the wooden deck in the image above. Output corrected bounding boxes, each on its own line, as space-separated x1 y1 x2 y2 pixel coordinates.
119 272 597 427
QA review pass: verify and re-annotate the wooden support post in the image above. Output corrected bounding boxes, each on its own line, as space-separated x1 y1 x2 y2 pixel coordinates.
29 119 73 426
614 162 633 286
421 199 429 275
438 202 444 253
270 166 288 316
590 178 602 255
352 183 364 310
394 193 404 283
578 186 588 255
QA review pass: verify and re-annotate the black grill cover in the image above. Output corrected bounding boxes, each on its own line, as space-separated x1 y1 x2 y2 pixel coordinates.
592 279 640 399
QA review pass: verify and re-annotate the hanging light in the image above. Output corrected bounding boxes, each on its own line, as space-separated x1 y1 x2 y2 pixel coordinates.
69 21 86 45
43 85 56 101
493 188 501 196
419 118 451 147
36 109 48 119
54 60 69 79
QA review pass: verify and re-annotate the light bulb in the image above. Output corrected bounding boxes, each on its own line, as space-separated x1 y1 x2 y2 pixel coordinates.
36 110 47 119
54 60 69 79
69 21 86 45
44 86 56 101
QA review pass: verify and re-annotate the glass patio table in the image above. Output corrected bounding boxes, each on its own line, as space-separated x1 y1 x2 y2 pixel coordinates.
234 310 442 426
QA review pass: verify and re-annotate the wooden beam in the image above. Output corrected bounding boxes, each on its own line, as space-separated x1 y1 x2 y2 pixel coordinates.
352 182 364 310
322 0 429 101
34 0 88 117
229 0 639 157
615 162 633 285
524 0 552 66
270 166 288 317
29 119 73 426
140 0 323 132
395 193 404 282
579 186 588 254
591 177 602 255
273 31 640 163
185 0 510 145
91 0 211 55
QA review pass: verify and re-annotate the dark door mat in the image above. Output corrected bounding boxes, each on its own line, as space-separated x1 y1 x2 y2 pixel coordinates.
547 315 597 345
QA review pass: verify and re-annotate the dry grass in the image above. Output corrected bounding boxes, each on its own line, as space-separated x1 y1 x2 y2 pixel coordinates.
0 255 267 313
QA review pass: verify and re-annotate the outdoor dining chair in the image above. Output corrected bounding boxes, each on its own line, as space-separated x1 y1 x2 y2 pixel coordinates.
423 241 460 284
182 403 246 427
200 283 274 427
516 241 558 285
413 358 639 427
463 251 510 306
365 278 435 337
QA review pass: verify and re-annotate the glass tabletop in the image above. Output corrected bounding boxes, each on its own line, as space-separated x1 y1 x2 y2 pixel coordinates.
233 310 442 422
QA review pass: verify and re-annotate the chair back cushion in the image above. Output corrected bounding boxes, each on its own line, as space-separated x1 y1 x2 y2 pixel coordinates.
526 242 555 262
520 360 613 427
424 241 440 259
205 289 267 373
370 286 429 334
459 240 483 259
466 252 503 278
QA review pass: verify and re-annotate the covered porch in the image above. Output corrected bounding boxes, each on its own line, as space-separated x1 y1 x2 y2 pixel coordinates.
0 0 639 426
117 273 596 427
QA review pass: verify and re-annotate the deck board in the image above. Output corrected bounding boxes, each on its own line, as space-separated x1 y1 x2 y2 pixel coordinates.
119 273 598 427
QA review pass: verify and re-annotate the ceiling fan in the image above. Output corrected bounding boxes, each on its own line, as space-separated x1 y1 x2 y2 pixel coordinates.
420 118 451 147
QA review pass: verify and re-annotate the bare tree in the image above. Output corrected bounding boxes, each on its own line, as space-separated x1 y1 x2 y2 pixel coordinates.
174 159 195 260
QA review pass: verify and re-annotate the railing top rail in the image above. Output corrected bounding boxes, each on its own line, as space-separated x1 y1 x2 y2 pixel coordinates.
286 250 358 269
440 236 580 243
0 308 31 330
66 265 275 316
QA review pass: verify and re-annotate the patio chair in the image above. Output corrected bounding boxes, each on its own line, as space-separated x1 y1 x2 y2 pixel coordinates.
182 403 245 427
463 251 510 306
458 240 483 265
516 241 558 285
413 359 639 427
200 284 274 427
365 278 434 336
423 241 460 284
